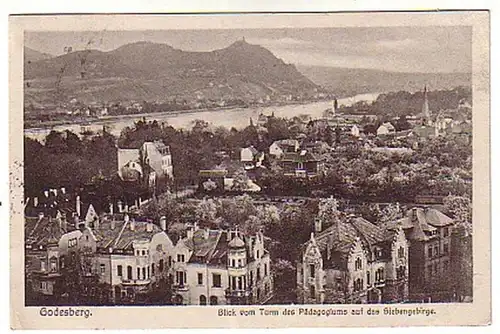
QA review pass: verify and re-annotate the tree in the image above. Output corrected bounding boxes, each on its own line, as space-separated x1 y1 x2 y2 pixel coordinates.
231 168 250 192
444 195 472 235
377 203 403 225
317 197 342 230
194 198 218 227
272 259 297 304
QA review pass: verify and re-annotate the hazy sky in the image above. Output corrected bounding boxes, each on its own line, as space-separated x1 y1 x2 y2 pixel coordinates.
25 26 471 73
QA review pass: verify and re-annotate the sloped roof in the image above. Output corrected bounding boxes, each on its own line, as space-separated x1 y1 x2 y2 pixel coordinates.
25 216 67 247
281 150 320 162
315 216 393 256
93 215 163 250
383 207 453 241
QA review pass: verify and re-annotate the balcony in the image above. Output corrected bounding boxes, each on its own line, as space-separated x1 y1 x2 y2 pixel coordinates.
172 283 189 291
225 288 251 298
121 278 151 286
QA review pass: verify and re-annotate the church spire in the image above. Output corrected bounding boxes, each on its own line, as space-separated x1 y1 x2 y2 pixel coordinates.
421 85 431 125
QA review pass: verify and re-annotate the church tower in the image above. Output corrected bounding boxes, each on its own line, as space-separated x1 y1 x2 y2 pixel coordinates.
421 85 432 126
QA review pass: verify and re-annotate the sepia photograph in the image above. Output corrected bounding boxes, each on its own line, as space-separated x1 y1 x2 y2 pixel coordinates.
9 11 490 329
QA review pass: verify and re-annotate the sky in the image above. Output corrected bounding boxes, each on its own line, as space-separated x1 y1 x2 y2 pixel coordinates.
25 26 472 73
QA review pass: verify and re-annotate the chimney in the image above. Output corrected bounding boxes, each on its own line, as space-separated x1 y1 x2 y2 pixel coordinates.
314 218 322 233
146 222 153 232
187 225 194 239
60 187 66 195
109 203 114 215
52 189 58 197
117 201 123 213
60 212 67 232
76 195 81 217
44 190 49 198
33 197 38 207
160 216 167 231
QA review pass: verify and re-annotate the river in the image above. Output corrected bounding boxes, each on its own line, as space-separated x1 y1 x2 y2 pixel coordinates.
24 92 380 142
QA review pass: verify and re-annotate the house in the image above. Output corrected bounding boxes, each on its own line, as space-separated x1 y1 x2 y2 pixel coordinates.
412 125 438 139
24 208 85 304
376 122 396 136
383 207 455 301
170 226 273 305
281 150 324 178
269 139 300 158
297 214 409 304
240 146 258 163
240 146 264 169
351 125 360 137
198 169 228 193
117 141 174 186
78 213 175 303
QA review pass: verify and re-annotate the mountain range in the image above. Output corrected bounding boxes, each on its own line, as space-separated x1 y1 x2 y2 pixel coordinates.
24 40 320 106
24 41 472 107
297 65 472 98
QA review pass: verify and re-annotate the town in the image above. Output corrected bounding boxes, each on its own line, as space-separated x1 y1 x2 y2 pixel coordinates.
24 86 473 306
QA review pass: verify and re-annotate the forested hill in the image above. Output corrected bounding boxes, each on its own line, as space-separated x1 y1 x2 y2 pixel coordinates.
340 86 472 117
24 40 321 105
298 65 472 98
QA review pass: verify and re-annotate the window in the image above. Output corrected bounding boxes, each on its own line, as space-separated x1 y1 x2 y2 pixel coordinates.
257 268 261 281
50 259 57 272
231 276 237 290
375 268 384 282
177 254 185 263
443 243 449 255
198 273 203 285
151 263 155 275
250 271 253 285
443 227 449 237
309 264 315 278
100 264 105 274
210 296 218 305
434 246 439 257
147 266 150 279
40 260 46 272
159 259 164 272
238 259 242 267
141 250 146 256
212 273 222 288
137 267 140 279
127 266 132 279
354 278 363 292
398 247 405 258
256 250 260 259
366 271 371 285
264 263 268 276
117 265 123 277
231 259 236 267
238 276 243 290
355 257 362 271
427 265 433 277
176 271 186 286
428 246 433 258
168 256 172 267
199 295 207 305
310 285 316 298
142 267 146 280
